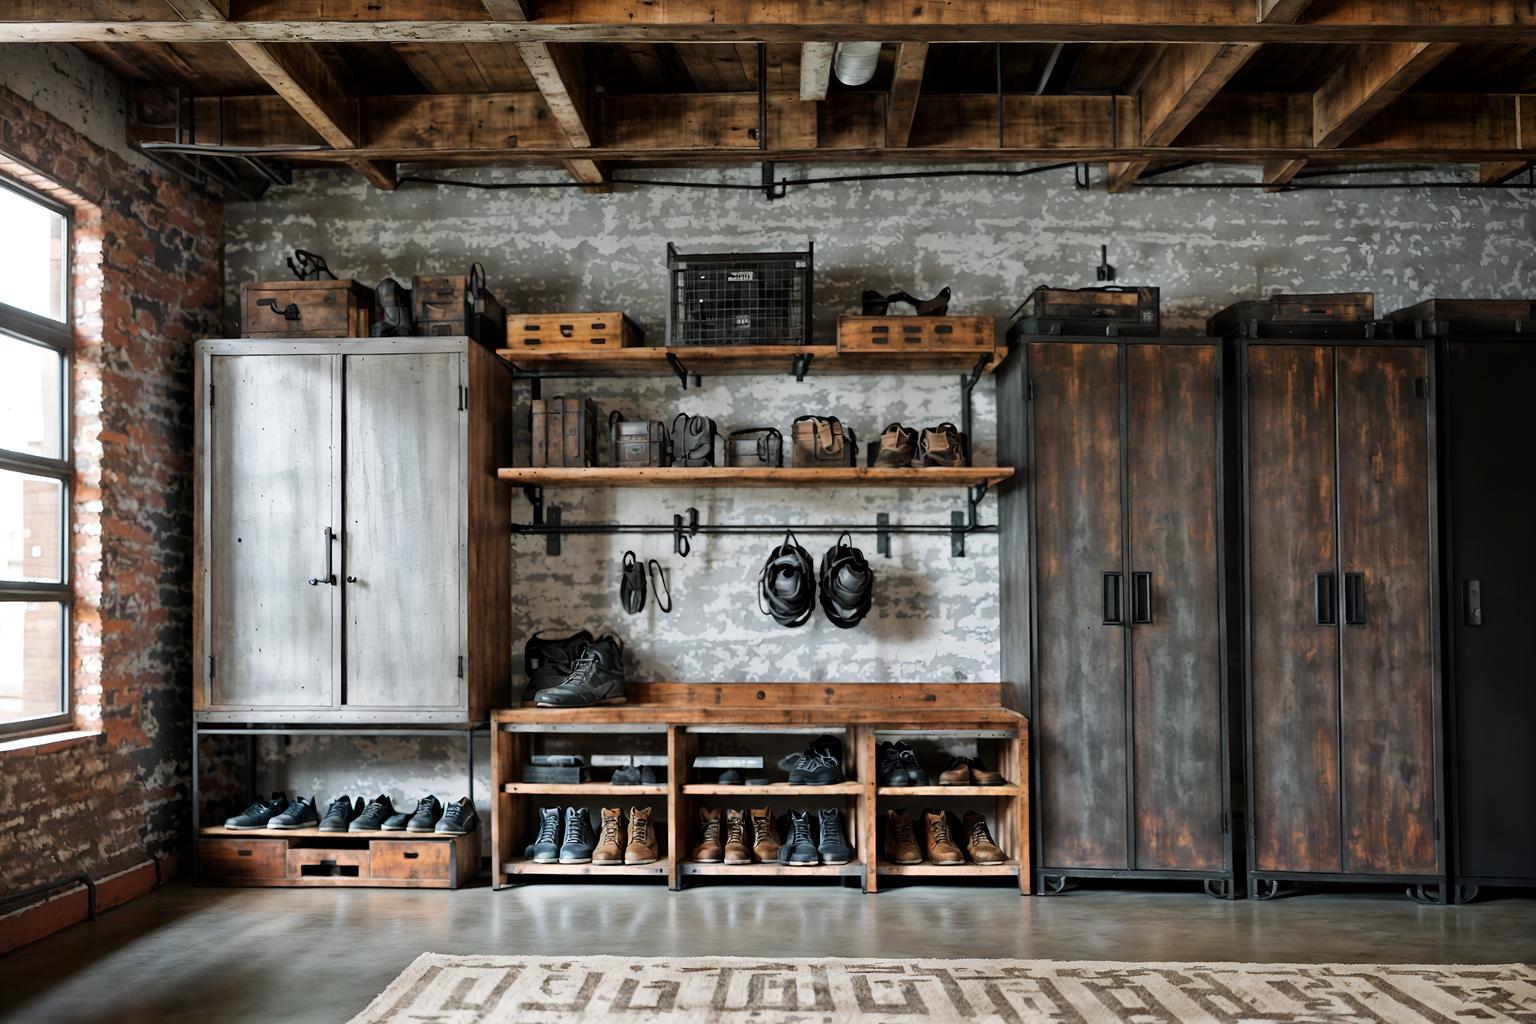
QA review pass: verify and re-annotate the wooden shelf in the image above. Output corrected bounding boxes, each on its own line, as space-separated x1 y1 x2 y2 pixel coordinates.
680 861 864 877
197 825 467 840
876 859 1021 876
502 783 668 796
497 343 1009 378
503 859 669 877
682 782 863 796
497 466 1014 488
876 784 1021 797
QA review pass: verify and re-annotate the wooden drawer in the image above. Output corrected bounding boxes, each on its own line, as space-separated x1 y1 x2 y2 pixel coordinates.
286 845 370 880
838 315 994 353
413 274 505 339
506 312 642 351
200 838 288 880
370 840 453 881
241 280 375 338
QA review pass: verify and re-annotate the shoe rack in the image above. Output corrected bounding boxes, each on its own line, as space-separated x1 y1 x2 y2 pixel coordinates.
491 682 1030 894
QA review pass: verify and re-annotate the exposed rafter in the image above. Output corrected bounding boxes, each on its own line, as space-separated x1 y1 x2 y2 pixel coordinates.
1257 0 1314 24
887 42 928 148
1313 42 1457 147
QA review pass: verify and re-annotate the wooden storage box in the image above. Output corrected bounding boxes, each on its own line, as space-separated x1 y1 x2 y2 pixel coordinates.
506 312 642 351
532 396 597 467
1389 298 1536 337
837 316 995 353
1208 292 1384 339
241 280 376 338
610 415 670 467
1012 286 1160 337
197 828 478 889
413 274 506 340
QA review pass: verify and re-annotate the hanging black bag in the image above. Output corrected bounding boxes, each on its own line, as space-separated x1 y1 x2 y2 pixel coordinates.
621 550 672 614
758 530 816 628
671 413 719 467
818 532 874 628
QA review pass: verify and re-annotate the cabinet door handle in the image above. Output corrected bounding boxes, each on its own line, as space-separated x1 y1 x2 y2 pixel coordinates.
1102 572 1124 625
1464 579 1483 627
1343 571 1365 625
1315 573 1337 625
308 526 337 586
1131 572 1153 624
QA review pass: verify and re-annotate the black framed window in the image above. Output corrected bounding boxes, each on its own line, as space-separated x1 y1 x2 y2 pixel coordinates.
0 175 72 736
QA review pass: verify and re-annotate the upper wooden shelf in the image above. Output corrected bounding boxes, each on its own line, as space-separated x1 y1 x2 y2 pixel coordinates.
495 343 1010 378
498 466 1014 488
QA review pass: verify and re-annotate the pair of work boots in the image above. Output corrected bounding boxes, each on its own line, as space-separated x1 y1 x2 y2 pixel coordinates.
524 631 626 708
872 423 969 469
529 806 658 866
884 808 1005 866
692 807 853 867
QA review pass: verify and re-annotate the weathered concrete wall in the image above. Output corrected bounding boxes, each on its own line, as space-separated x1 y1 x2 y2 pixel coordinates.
0 45 227 894
221 163 1535 837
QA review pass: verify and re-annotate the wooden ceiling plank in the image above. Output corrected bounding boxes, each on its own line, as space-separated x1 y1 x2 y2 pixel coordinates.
1312 41 1457 147
515 41 596 147
886 41 928 147
1258 0 1313 23
226 40 357 147
800 42 834 101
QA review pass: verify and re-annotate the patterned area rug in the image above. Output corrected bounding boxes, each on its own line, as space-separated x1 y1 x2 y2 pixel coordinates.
349 955 1536 1023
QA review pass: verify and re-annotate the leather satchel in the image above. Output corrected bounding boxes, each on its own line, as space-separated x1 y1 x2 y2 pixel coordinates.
791 415 857 467
726 427 783 468
671 413 719 467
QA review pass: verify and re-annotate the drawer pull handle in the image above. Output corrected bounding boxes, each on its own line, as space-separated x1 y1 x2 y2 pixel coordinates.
237 850 252 857
403 852 419 860
256 297 301 321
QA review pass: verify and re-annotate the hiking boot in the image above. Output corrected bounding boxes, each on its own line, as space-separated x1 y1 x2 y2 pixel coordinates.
524 629 594 699
722 809 752 865
267 795 318 830
406 795 444 833
435 797 479 836
319 796 364 833
885 809 923 865
527 807 560 863
897 743 930 785
559 806 596 863
691 807 723 863
224 792 286 830
923 809 966 865
349 794 396 831
777 810 821 866
915 422 968 468
593 807 625 865
872 423 918 469
788 735 844 786
817 808 853 866
877 742 910 786
626 806 659 865
750 807 781 862
963 811 1006 864
533 636 626 708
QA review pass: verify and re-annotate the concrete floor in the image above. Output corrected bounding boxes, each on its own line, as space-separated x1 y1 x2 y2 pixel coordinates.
3 881 1534 1023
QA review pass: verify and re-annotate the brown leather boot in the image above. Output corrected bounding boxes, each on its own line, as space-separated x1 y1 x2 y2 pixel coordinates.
923 809 965 865
963 811 1006 864
884 809 923 865
872 423 917 469
749 807 781 862
593 807 625 865
723 808 752 865
915 422 968 467
625 806 658 865
966 758 1005 786
690 806 723 863
939 756 973 785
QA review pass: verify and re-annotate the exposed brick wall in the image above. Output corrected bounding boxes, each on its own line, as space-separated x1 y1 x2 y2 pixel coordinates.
0 81 227 894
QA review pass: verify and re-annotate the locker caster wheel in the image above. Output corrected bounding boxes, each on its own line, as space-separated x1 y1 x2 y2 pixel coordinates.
1251 879 1280 901
1408 884 1448 905
1203 878 1236 900
1039 875 1069 895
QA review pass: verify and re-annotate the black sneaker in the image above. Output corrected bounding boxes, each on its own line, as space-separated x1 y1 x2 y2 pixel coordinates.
405 795 444 833
896 742 930 785
527 807 560 863
777 810 821 866
224 792 286 830
817 808 853 866
718 769 745 785
267 796 319 830
349 795 395 831
559 806 596 864
877 742 910 786
534 636 626 708
788 735 844 785
380 811 412 831
435 797 479 835
524 629 595 699
319 796 364 832
612 766 641 785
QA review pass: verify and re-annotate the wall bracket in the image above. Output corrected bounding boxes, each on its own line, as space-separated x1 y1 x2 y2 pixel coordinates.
791 352 814 381
950 482 992 557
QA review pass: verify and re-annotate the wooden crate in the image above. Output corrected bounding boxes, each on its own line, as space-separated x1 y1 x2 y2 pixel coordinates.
413 274 506 340
1388 298 1536 337
837 315 995 353
241 280 375 338
531 396 597 467
506 312 642 351
1209 292 1381 339
1017 286 1160 331
197 828 479 889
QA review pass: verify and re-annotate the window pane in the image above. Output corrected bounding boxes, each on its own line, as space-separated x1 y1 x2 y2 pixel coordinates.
0 600 65 725
0 469 62 583
0 333 63 459
0 185 67 322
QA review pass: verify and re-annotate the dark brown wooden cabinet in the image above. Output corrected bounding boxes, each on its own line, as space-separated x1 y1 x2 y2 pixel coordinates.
1000 338 1238 896
1234 337 1445 899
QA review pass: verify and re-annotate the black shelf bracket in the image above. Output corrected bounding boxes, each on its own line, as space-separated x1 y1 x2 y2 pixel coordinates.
665 352 700 389
523 486 543 523
791 351 814 381
950 481 992 557
958 352 994 465
523 486 565 555
876 513 891 558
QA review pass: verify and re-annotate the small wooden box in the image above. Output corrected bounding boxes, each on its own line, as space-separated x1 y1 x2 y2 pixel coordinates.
506 312 643 351
413 274 506 339
1208 292 1381 339
837 315 996 353
1011 286 1161 338
242 280 375 338
532 396 597 468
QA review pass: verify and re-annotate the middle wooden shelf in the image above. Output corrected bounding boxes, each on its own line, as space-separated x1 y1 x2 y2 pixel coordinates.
497 466 1014 488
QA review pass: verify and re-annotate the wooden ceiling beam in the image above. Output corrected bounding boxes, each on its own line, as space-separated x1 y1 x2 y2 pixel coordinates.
1480 161 1530 184
1261 157 1308 191
886 42 928 148
799 43 834 101
1258 0 1314 23
1312 41 1457 147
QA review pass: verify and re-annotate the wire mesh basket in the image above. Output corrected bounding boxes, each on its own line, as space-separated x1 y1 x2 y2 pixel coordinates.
666 242 813 345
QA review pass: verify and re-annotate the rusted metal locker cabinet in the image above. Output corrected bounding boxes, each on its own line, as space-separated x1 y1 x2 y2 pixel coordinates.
1001 337 1240 897
1228 325 1445 901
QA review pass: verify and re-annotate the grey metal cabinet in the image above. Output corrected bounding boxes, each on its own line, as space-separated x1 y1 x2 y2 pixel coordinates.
194 337 512 725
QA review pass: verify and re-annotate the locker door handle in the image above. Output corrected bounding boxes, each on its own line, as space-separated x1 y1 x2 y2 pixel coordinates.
1343 572 1365 625
1464 579 1482 627
1102 572 1124 625
308 526 337 586
1131 572 1153 624
1315 573 1337 625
